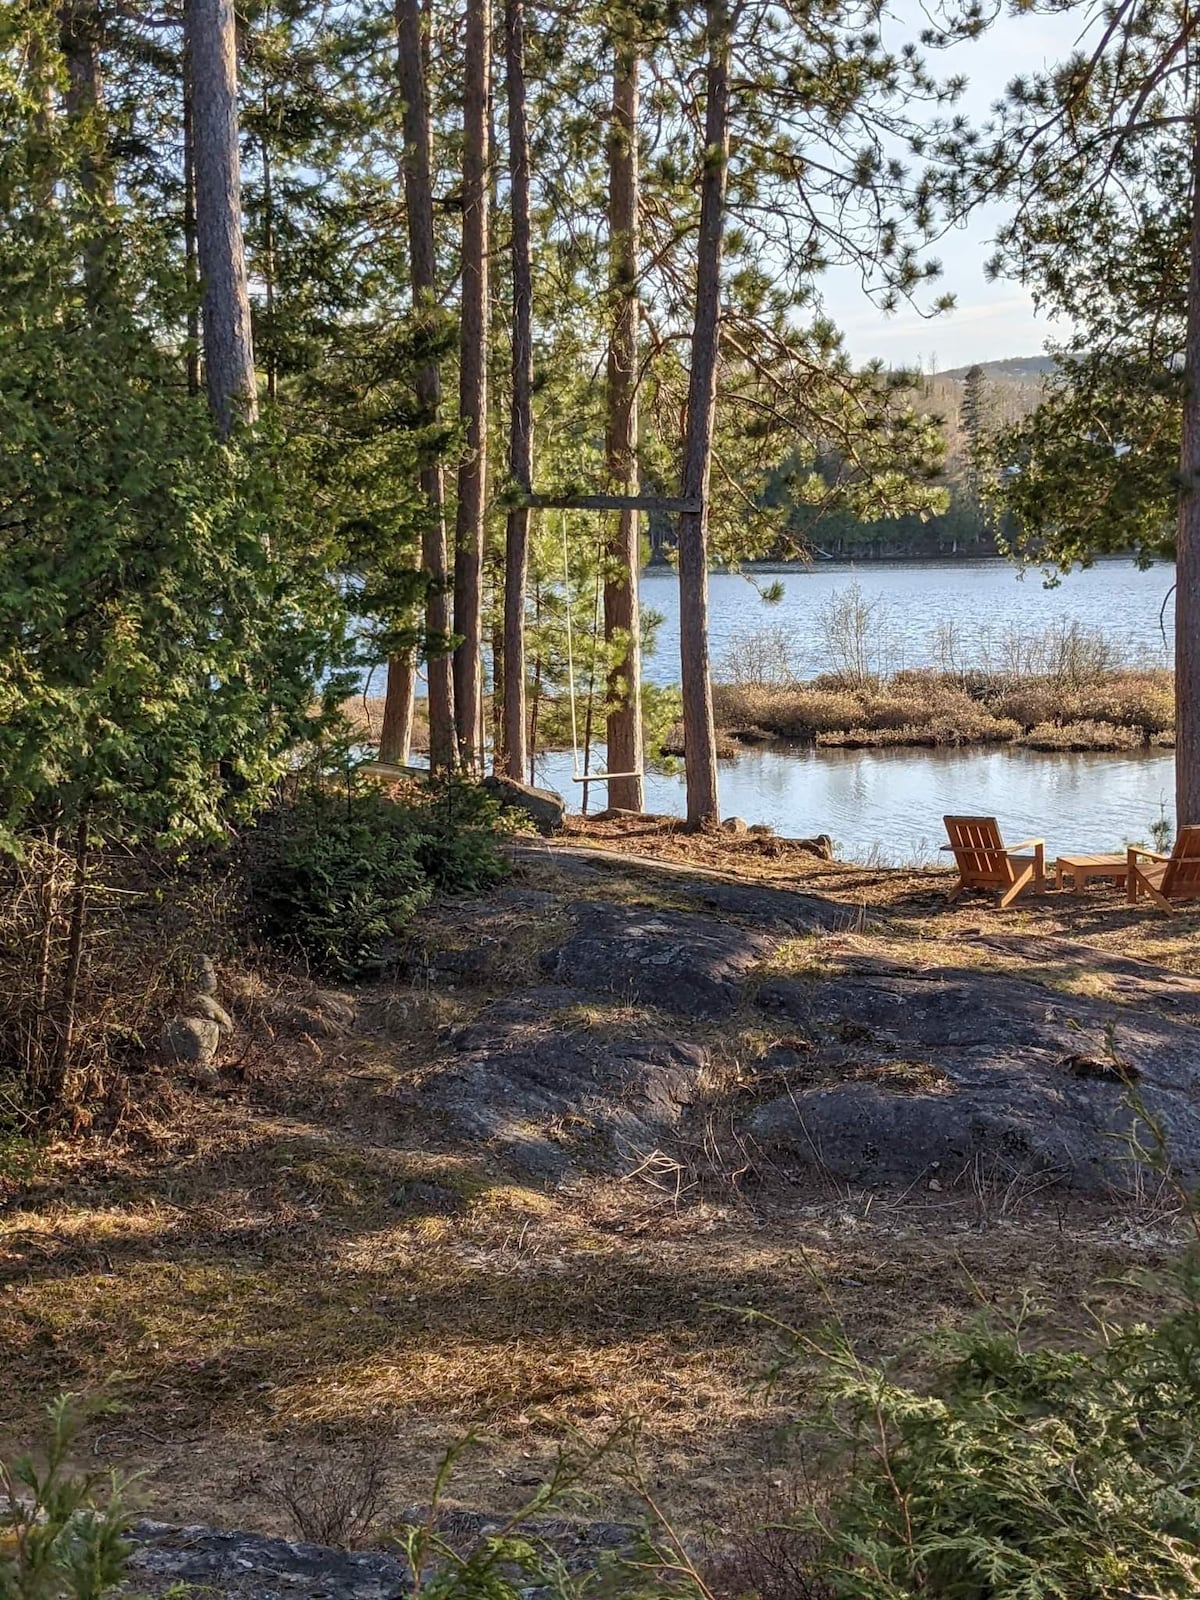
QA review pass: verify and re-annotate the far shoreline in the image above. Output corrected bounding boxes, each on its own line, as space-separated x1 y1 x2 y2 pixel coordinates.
641 552 1175 576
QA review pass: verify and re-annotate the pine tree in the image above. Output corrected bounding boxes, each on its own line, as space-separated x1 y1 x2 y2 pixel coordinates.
960 363 992 530
603 24 644 813
452 0 490 772
960 0 1200 823
185 0 257 435
502 0 535 782
393 0 455 771
677 0 730 829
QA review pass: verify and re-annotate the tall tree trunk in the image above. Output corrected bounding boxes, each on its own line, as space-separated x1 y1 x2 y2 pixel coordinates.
676 0 729 829
487 85 506 769
1178 106 1200 827
395 0 455 771
185 0 258 437
58 0 111 297
182 46 201 396
379 655 416 765
453 0 490 772
604 40 644 812
503 0 534 781
260 113 278 401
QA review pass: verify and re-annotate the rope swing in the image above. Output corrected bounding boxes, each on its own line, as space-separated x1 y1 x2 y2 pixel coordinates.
559 508 643 788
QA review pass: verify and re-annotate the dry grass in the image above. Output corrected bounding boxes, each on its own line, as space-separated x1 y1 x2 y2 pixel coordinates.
3 825 1199 1541
1022 719 1143 751
710 669 1175 751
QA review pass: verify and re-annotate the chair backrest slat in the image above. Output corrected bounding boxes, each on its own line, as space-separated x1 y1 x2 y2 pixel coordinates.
1163 825 1200 898
944 815 1014 886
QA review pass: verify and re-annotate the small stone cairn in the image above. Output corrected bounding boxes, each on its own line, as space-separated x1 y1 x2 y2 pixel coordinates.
160 954 234 1080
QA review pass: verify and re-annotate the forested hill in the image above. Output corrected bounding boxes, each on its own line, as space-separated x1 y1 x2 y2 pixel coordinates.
648 356 1051 564
935 355 1056 384
769 357 1051 562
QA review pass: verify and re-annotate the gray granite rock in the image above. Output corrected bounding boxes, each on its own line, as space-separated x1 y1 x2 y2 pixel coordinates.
161 1015 220 1066
126 1511 636 1599
189 993 235 1030
195 954 220 996
750 962 1200 1192
438 986 708 1175
127 1521 409 1599
539 901 776 1020
481 775 565 836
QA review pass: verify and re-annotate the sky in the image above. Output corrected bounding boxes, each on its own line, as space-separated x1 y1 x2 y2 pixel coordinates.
821 1 1092 369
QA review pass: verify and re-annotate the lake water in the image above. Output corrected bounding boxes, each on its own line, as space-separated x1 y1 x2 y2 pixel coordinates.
638 558 1176 684
540 558 1179 863
533 743 1176 866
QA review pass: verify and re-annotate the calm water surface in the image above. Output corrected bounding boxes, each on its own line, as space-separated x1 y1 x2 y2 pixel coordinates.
534 743 1177 866
638 558 1176 684
529 558 1176 862
394 558 1179 864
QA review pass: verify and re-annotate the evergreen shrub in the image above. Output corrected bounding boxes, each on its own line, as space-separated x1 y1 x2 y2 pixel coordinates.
245 779 508 980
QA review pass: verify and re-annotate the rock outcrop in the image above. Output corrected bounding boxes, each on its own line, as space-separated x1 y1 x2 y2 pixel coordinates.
481 774 565 835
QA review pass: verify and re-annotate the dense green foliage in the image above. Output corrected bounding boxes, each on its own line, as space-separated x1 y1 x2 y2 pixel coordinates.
0 12 356 856
246 779 509 979
785 1255 1200 1597
957 7 1191 574
0 1397 131 1600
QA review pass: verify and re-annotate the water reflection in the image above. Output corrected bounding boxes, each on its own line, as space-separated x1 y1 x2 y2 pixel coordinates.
638 559 1176 686
534 743 1177 865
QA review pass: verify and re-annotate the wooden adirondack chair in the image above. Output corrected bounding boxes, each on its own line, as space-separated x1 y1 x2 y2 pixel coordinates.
942 815 1046 909
1127 825 1200 911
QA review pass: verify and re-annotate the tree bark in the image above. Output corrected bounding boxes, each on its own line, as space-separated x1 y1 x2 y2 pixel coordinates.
185 0 258 437
58 0 111 297
453 0 490 772
487 89 506 770
503 0 534 781
604 40 644 812
1179 109 1200 826
260 115 278 401
182 45 201 396
395 0 455 771
677 0 729 829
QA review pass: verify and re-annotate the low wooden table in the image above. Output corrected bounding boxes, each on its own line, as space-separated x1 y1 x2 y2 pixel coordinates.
1055 852 1129 893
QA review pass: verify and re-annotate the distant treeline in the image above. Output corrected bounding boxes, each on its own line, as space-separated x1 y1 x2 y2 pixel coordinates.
647 365 1050 563
646 480 1000 564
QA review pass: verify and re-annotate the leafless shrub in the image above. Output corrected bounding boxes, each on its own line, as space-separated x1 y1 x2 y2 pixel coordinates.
0 838 237 1123
717 623 800 688
266 1438 389 1548
817 583 895 687
703 1468 833 1600
958 1152 1067 1228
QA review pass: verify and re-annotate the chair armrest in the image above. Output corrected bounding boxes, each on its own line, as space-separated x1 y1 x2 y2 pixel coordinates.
1127 845 1171 863
1006 839 1045 854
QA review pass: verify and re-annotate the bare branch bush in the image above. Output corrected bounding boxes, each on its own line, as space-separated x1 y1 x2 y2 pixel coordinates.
265 1437 389 1548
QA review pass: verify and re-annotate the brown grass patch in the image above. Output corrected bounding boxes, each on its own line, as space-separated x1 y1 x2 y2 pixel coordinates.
711 669 1172 750
1022 719 1143 751
3 830 1198 1540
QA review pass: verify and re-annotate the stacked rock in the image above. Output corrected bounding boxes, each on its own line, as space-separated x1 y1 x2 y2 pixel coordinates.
160 954 234 1079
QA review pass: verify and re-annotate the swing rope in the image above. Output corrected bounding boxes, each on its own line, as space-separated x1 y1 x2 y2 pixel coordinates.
560 510 582 778
560 508 643 785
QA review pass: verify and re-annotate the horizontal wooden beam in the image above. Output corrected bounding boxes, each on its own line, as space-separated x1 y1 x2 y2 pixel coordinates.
359 759 429 781
522 491 701 514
